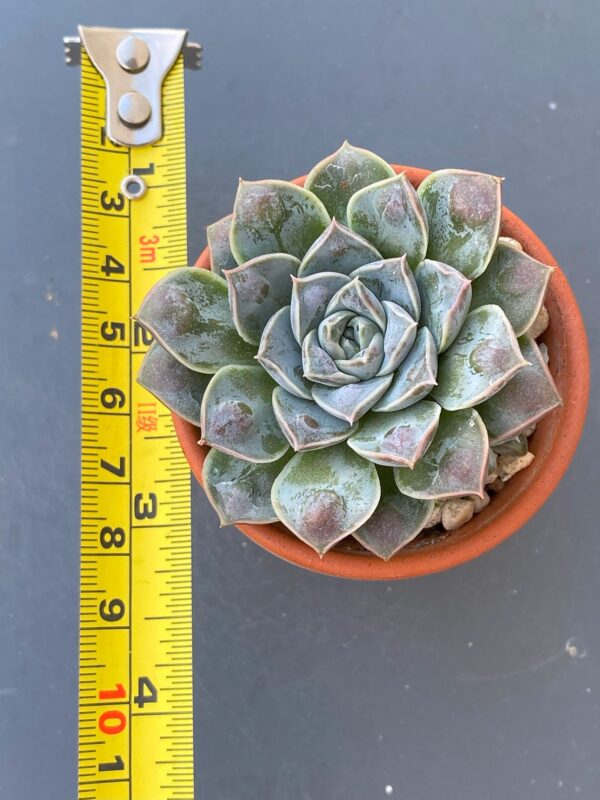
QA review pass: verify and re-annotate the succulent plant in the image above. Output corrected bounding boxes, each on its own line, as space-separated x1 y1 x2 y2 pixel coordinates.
136 143 562 560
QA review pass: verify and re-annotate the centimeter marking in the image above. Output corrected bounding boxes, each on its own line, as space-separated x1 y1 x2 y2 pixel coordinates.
79 52 193 800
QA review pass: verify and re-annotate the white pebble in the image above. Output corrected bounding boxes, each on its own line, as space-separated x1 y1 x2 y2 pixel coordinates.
442 498 475 531
424 502 442 528
385 786 393 796
472 491 490 513
497 452 535 481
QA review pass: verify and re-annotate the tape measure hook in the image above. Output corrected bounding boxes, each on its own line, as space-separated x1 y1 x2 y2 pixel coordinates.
64 26 202 147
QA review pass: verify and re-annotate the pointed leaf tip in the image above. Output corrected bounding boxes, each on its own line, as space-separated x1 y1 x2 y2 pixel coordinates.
298 218 381 278
347 172 428 267
418 169 502 279
350 256 421 321
203 448 292 525
373 327 438 412
272 387 356 452
305 144 395 224
200 365 289 463
478 334 562 444
271 444 380 554
414 259 472 353
394 408 489 500
256 306 312 399
207 215 237 277
347 400 441 467
230 179 330 264
432 305 527 410
135 267 256 374
225 253 299 345
353 475 433 560
290 272 350 344
470 241 554 336
137 342 211 425
311 374 393 424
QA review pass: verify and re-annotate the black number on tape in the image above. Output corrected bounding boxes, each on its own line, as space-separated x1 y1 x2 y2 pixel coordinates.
100 457 126 478
133 322 153 348
101 388 125 409
101 255 125 277
100 321 126 342
100 191 125 212
134 493 158 520
134 676 158 708
133 163 155 176
99 598 125 622
100 526 126 549
99 755 124 772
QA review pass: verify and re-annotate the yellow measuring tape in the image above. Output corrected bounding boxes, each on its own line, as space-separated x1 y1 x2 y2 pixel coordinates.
77 42 193 800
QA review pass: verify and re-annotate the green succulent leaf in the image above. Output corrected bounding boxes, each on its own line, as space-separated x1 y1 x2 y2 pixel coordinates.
290 272 350 344
470 240 554 336
492 434 529 456
347 172 428 268
339 335 360 358
271 443 381 555
347 400 441 467
347 316 380 350
272 387 357 451
137 342 211 425
352 470 433 560
256 306 312 399
335 332 385 380
200 365 289 463
394 408 489 500
414 259 472 353
325 277 387 329
432 305 528 411
477 334 562 445
230 179 330 263
350 256 420 321
373 327 438 412
207 214 237 277
298 219 381 278
202 448 292 525
378 301 417 376
304 141 395 224
318 310 357 359
311 373 393 424
224 253 300 345
302 329 359 387
418 169 502 279
135 267 256 373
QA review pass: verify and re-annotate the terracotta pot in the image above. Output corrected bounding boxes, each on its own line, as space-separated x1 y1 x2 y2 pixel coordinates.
173 165 589 580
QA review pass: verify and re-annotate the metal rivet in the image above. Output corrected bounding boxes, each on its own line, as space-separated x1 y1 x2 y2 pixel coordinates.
116 36 150 72
117 92 152 127
121 175 148 200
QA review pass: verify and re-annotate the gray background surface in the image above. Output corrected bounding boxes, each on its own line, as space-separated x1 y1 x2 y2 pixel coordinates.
0 1 598 798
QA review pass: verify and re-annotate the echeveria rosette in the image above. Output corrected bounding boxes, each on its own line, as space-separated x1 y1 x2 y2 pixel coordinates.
136 143 561 560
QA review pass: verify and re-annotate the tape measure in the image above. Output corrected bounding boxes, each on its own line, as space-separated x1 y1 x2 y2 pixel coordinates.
65 26 201 800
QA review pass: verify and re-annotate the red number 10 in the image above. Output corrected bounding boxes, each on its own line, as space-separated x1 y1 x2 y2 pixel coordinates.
97 682 126 772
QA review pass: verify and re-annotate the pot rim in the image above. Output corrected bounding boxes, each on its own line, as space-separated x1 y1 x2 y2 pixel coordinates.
173 164 589 580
